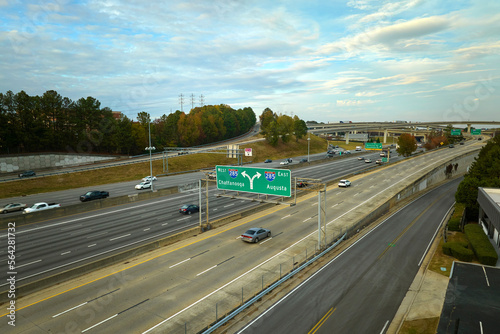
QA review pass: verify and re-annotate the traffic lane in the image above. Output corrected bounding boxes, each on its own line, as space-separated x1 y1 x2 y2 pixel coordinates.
0 195 264 284
3 180 345 333
0 145 476 330
316 181 459 333
237 178 459 334
5 201 304 333
0 171 207 217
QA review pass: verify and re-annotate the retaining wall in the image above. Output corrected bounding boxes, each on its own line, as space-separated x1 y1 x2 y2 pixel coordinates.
0 153 118 174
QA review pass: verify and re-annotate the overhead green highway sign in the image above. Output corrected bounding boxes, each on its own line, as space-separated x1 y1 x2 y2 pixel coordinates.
471 129 482 135
365 143 382 150
216 165 291 197
451 129 462 136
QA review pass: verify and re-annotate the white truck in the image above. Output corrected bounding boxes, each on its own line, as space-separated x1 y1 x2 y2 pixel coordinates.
23 202 61 214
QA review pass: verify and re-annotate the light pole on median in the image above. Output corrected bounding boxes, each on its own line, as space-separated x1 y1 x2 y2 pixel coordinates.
307 134 310 163
146 121 156 192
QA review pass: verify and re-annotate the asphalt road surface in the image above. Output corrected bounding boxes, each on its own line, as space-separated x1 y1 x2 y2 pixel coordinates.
237 178 461 334
0 149 405 286
0 140 481 334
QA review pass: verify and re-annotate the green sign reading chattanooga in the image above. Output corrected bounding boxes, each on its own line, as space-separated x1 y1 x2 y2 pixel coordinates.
216 165 291 197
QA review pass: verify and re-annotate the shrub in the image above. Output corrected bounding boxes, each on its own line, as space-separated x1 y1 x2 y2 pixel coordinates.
448 217 461 231
464 224 499 266
442 242 474 262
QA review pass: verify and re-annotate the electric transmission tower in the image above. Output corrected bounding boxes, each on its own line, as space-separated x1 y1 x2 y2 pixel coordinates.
179 93 184 111
199 94 205 107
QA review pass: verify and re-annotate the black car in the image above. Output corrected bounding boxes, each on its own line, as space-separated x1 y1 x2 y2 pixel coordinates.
299 158 308 163
80 191 110 202
297 181 308 188
19 170 36 178
264 159 272 163
179 204 199 215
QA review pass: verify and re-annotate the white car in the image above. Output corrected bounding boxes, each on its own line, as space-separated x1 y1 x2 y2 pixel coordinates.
338 180 351 187
280 160 289 165
135 181 152 190
142 176 157 182
365 159 372 163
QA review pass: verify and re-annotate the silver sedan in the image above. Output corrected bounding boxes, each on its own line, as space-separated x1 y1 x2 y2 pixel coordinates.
241 227 271 243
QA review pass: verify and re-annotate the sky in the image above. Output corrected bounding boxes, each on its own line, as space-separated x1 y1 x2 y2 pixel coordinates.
1 0 499 123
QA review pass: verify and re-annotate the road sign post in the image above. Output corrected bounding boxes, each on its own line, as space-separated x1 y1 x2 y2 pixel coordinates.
216 165 291 197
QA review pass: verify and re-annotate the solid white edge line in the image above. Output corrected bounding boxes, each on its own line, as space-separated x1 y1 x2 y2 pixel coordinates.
16 259 42 268
418 203 454 267
52 302 87 318
482 266 490 287
379 320 390 334
169 258 191 268
81 313 118 333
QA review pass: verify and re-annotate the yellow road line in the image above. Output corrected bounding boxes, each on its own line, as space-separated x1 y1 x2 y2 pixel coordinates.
308 307 336 334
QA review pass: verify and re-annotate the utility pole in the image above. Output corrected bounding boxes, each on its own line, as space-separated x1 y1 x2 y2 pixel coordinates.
179 93 184 111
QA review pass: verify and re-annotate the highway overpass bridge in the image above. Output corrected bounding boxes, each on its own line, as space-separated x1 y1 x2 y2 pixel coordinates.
307 121 500 144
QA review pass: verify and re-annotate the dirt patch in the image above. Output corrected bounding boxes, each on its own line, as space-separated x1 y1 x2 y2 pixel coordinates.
399 317 440 334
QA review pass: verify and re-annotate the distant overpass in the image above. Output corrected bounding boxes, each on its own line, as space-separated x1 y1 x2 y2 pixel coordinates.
307 121 499 144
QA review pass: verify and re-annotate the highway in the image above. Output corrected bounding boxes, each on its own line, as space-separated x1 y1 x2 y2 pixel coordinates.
0 140 482 333
1 148 401 215
0 149 403 286
237 178 461 334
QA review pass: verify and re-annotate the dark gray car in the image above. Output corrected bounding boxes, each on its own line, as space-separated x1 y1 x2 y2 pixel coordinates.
241 227 271 243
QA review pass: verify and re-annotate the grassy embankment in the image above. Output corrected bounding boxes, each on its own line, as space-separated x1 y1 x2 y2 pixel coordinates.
2 134 360 199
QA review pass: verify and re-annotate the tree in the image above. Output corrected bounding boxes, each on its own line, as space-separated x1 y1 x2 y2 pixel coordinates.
293 116 308 141
396 133 417 157
277 114 294 143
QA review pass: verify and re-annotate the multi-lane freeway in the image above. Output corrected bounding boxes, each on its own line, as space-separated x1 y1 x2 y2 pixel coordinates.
0 149 406 287
0 139 483 333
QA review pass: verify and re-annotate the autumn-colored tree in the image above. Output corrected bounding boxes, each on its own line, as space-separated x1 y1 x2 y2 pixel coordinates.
396 133 417 157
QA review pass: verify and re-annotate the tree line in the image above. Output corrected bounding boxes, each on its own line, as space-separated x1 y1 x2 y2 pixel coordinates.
0 90 256 155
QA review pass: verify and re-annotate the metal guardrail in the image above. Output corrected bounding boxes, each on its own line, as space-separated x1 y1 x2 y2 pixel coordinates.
201 233 347 334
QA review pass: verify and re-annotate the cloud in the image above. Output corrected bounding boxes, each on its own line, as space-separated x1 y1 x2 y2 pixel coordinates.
318 15 450 55
336 99 375 106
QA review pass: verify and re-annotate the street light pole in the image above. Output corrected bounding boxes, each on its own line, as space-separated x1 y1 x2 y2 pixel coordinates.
146 121 156 192
307 134 310 163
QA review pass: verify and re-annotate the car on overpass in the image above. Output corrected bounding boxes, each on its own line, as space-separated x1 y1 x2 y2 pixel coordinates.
19 170 36 178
